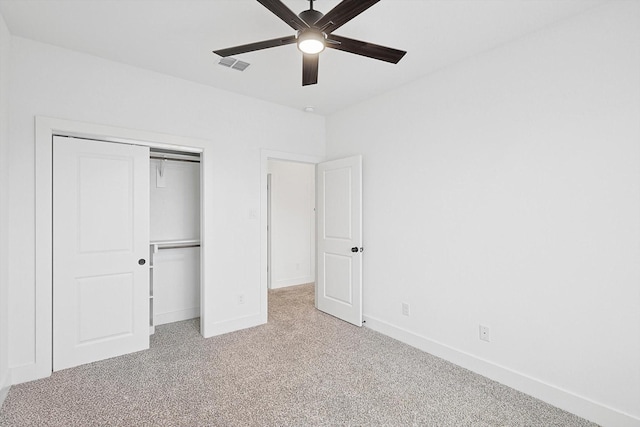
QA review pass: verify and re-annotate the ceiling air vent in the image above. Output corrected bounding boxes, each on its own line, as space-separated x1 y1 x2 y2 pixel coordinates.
218 57 250 72
231 60 250 71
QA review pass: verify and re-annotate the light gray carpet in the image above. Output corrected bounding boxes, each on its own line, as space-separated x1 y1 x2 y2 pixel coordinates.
0 284 596 426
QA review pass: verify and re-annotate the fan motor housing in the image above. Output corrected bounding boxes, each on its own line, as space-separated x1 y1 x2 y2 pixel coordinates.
299 9 323 25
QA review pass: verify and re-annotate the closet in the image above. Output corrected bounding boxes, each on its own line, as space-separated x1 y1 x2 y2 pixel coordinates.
149 149 201 334
52 136 202 371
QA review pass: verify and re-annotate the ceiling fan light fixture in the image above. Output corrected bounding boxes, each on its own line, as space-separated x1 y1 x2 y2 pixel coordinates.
213 0 407 87
297 29 326 55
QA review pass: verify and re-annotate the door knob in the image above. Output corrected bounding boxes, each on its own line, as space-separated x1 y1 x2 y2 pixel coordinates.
138 259 146 265
351 247 359 253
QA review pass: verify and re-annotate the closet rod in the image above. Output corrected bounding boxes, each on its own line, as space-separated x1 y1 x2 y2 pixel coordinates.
156 244 201 250
150 155 200 164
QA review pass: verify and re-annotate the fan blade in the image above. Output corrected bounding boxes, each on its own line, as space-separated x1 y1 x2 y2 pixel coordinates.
302 54 319 86
214 35 297 57
326 35 406 64
314 0 379 34
257 0 309 31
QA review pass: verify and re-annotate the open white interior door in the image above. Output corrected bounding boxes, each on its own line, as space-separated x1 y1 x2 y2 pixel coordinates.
316 155 362 326
53 136 150 371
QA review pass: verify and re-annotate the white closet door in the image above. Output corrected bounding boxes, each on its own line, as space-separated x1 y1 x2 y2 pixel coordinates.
53 136 150 371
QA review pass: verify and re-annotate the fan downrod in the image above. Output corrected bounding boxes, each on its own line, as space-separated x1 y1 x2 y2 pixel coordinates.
299 0 324 25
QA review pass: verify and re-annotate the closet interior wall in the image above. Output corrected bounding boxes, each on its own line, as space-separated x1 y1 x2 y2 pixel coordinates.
149 151 201 333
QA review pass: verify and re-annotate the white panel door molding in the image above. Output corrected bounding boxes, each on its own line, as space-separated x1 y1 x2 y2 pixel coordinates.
316 155 362 326
53 136 150 371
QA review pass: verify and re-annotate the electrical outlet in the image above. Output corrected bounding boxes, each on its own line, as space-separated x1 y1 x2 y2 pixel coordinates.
479 325 490 342
401 302 410 316
237 294 245 305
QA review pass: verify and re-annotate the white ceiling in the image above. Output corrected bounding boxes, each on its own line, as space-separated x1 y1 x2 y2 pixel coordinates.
0 0 606 115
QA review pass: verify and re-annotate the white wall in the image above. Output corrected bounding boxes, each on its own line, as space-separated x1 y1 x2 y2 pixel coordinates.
7 37 325 382
267 160 315 289
150 158 200 242
152 246 200 326
326 2 640 426
0 10 11 406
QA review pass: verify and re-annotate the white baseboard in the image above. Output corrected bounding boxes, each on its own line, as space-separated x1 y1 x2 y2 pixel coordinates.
0 385 8 409
270 276 314 289
154 307 200 326
0 370 11 408
9 361 50 385
202 312 264 338
363 315 640 427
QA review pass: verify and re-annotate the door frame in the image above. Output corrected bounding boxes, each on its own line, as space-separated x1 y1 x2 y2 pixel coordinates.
29 116 210 382
266 173 272 290
260 150 323 322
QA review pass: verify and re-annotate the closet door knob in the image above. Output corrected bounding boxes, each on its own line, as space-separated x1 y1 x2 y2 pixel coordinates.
138 259 146 265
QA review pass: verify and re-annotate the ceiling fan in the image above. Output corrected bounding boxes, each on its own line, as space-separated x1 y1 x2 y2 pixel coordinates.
213 0 407 86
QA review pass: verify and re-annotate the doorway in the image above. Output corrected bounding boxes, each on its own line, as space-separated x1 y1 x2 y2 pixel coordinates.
260 150 323 323
260 151 364 327
267 160 316 291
